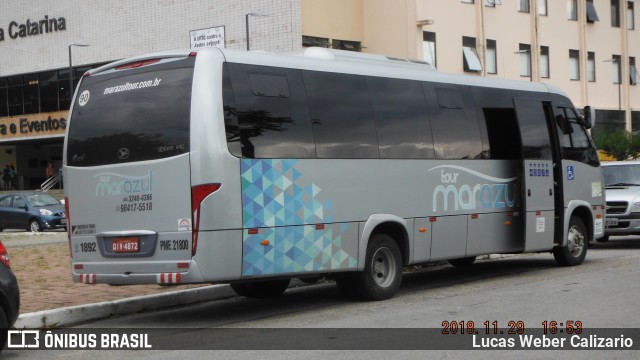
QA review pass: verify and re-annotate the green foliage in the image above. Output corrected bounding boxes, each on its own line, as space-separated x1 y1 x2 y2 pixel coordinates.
593 130 640 160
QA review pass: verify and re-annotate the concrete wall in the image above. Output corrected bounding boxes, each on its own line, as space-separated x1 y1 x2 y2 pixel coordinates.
0 0 302 77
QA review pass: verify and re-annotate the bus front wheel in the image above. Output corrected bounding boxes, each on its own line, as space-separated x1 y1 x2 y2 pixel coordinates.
553 217 588 266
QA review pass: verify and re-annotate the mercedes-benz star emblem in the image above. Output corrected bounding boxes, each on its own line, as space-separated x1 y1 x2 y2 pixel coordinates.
117 148 131 160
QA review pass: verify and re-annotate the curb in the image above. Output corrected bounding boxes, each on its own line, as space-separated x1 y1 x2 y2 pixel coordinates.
15 284 237 329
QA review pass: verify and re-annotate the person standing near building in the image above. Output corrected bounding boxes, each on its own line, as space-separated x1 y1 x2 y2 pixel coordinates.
46 162 55 178
2 165 9 190
9 165 17 190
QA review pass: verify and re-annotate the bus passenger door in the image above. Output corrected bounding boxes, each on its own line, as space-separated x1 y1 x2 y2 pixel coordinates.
514 99 556 251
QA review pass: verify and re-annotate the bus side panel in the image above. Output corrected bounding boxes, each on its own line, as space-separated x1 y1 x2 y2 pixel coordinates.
241 224 359 278
412 217 432 263
189 49 244 232
467 212 523 256
561 160 605 240
238 158 520 273
430 215 467 261
191 229 243 281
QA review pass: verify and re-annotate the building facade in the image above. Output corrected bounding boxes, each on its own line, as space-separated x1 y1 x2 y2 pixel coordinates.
0 0 635 189
0 0 301 189
301 0 639 134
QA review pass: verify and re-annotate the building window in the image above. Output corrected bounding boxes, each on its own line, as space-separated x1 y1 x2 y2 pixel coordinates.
588 52 596 82
462 36 483 72
0 62 107 118
519 0 530 13
332 39 361 52
7 76 23 116
23 74 39 114
540 46 550 78
630 57 637 85
568 0 578 20
629 0 635 30
586 0 600 22
486 39 497 74
423 31 437 67
302 35 330 48
39 71 59 112
595 109 626 133
0 79 7 117
519 44 532 78
538 0 548 15
611 0 621 27
569 49 580 80
612 54 622 84
632 111 640 132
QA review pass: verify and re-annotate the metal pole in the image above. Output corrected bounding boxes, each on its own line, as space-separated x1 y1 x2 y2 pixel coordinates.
245 13 267 52
245 13 250 51
68 44 73 99
619 80 622 111
68 43 89 101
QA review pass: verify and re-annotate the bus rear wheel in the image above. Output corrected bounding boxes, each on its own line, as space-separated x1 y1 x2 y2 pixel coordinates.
230 279 291 298
350 233 403 301
553 217 588 266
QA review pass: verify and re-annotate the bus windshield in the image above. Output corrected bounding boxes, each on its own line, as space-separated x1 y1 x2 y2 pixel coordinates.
66 61 194 167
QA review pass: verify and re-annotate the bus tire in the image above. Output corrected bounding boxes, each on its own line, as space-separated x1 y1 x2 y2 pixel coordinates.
553 217 588 266
230 279 291 298
0 307 7 352
352 233 403 301
448 256 476 267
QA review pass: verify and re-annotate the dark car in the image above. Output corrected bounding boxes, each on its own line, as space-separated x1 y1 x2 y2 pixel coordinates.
0 240 20 351
0 192 66 232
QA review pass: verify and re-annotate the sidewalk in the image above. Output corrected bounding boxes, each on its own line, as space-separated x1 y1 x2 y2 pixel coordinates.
2 231 236 327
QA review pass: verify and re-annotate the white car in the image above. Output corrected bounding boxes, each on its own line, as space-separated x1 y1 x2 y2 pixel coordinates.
602 161 640 242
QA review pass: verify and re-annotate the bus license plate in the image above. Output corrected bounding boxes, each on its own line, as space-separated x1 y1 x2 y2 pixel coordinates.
605 218 618 227
112 237 140 253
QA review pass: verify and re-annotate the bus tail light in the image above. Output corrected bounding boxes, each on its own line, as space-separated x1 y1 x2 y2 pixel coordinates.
191 184 221 256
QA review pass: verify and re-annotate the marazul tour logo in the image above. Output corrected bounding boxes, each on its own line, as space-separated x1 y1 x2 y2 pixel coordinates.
430 165 518 212
95 172 154 197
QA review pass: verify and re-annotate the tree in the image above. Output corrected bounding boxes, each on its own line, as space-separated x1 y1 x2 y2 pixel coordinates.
593 130 640 160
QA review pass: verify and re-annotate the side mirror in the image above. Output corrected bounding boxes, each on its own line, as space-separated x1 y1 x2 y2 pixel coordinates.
583 106 594 129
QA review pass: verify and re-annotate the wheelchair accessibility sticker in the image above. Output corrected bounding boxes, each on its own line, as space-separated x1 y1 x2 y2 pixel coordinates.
567 165 575 180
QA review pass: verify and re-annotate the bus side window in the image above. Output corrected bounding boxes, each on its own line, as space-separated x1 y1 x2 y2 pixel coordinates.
223 65 242 157
424 86 484 160
303 71 379 159
368 77 435 159
225 63 316 159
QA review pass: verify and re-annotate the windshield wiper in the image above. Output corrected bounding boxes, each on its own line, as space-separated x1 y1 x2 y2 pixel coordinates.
606 182 640 187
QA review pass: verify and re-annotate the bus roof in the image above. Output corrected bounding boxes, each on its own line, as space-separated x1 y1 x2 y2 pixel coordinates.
89 47 570 99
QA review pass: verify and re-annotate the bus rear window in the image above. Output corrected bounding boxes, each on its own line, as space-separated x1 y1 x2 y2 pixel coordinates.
66 64 194 167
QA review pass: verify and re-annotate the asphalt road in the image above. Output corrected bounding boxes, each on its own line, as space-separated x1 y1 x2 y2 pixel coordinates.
7 237 640 360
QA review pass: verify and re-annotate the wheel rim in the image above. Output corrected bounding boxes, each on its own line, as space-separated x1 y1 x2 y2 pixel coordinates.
30 221 40 232
567 225 585 257
370 246 397 288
